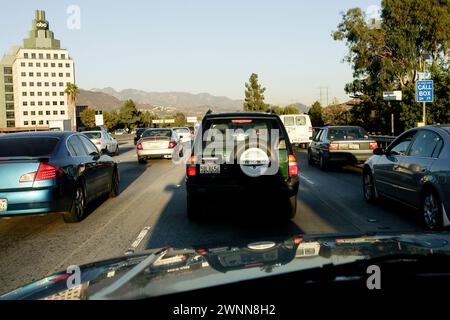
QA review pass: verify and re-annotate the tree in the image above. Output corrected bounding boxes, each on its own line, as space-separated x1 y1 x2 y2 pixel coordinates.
283 105 300 115
308 101 324 126
65 83 80 131
174 112 187 127
243 73 269 112
104 111 120 131
119 99 142 129
323 104 349 126
79 107 96 128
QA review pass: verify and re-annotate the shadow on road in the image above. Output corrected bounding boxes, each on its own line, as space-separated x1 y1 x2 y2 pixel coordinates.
145 177 303 250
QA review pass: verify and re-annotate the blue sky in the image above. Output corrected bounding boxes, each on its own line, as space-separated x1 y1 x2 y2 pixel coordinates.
1 0 380 106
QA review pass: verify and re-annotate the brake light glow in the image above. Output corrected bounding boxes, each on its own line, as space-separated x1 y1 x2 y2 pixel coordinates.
187 155 197 177
168 141 177 149
134 134 138 139
19 163 62 183
369 142 378 150
196 249 207 256
329 143 339 151
232 119 253 123
137 143 143 150
294 237 304 245
288 154 298 177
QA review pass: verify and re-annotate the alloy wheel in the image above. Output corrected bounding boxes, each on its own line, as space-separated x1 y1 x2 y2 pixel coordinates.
423 193 439 230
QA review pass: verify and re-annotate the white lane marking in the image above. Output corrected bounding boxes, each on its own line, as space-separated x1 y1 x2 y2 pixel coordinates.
300 173 315 185
125 227 151 255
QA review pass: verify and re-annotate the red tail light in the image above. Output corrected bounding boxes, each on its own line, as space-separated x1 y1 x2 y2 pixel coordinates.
329 143 339 151
369 142 378 150
168 141 177 149
19 163 62 183
294 237 304 245
137 143 143 150
134 134 138 139
187 155 197 177
196 249 207 256
288 154 298 177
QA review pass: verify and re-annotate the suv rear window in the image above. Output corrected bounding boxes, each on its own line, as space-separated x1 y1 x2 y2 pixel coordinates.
328 127 368 141
0 137 59 158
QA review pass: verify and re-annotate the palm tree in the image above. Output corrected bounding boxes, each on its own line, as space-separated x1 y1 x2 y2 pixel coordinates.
65 83 80 131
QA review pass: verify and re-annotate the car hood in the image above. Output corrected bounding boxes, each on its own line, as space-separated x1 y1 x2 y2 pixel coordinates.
2 232 450 300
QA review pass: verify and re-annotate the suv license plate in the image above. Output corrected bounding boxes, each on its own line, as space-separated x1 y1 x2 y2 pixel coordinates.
0 199 7 212
200 164 220 174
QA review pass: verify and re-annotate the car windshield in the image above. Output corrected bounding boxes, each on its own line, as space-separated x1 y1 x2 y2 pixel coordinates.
1 0 449 304
328 127 368 141
83 132 102 139
0 137 59 158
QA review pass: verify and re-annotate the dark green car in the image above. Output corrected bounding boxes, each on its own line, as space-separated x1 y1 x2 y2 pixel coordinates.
185 112 300 220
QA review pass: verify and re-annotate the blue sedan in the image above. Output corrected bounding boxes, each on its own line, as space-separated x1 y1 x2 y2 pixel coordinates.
0 131 119 223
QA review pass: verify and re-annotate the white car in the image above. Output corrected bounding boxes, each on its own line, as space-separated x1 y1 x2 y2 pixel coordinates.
136 128 181 163
279 114 313 147
83 131 119 155
173 127 192 143
114 129 126 135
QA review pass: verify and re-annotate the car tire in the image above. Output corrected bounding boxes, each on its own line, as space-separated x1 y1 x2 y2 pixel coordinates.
109 168 119 198
285 195 297 219
62 184 86 223
307 150 314 165
319 153 328 171
187 195 201 221
363 170 377 203
421 189 443 231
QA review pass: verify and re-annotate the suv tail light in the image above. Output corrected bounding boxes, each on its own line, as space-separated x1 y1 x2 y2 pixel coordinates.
288 154 298 177
168 141 177 149
369 142 378 150
329 143 339 151
137 143 143 150
19 163 62 183
187 155 197 177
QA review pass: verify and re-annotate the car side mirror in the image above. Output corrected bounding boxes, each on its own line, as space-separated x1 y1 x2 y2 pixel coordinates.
373 148 385 156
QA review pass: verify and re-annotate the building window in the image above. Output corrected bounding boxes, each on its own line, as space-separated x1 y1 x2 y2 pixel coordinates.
24 121 29 126
66 73 71 77
30 92 35 96
23 102 28 106
39 120 44 125
39 53 44 59
21 72 26 76
53 111 58 115
24 53 29 58
23 111 28 116
59 73 63 77
29 72 33 77
58 63 63 68
61 54 66 59
51 72 56 77
46 101 50 106
38 101 43 106
30 102 35 106
38 92 42 96
22 92 27 96
4 76 13 83
45 82 49 87
60 92 65 96
6 103 14 110
54 54 58 59
46 111 50 115
44 63 48 67
28 62 33 67
36 72 41 77
31 53 36 59
31 121 36 125
36 63 41 67
46 53 51 59
3 67 12 74
37 82 42 87
5 94 14 101
53 101 58 105
22 82 27 86
4 85 13 93
21 62 26 67
6 120 15 127
38 111 43 115
60 101 65 106
52 92 57 96
59 82 64 87
51 63 55 67
45 92 50 96
31 111 36 116
44 72 48 77
60 110 65 115
52 82 56 87
29 82 34 87
66 63 70 68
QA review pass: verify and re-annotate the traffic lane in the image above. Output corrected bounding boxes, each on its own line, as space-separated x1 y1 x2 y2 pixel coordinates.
0 140 153 294
294 149 424 234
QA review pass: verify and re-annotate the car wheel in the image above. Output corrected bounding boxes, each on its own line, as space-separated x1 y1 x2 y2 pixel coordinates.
307 150 314 165
63 185 86 223
187 195 201 221
319 153 328 171
422 190 443 231
363 170 377 203
109 168 119 198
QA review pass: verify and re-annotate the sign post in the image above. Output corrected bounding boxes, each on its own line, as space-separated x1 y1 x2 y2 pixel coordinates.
383 91 402 136
416 80 434 126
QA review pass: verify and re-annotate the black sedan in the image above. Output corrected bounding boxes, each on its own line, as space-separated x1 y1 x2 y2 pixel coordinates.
0 131 119 223
363 125 450 230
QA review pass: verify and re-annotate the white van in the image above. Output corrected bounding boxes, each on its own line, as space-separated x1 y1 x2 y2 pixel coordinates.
280 114 313 147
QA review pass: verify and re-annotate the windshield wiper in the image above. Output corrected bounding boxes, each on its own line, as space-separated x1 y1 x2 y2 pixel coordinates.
91 248 169 300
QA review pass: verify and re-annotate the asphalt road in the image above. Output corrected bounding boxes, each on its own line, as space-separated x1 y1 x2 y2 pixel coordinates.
0 138 424 294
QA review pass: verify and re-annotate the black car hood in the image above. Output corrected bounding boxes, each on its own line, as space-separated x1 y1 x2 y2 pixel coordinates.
2 232 450 300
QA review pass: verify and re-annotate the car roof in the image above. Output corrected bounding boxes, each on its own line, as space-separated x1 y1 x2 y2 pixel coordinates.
204 112 279 119
0 131 72 140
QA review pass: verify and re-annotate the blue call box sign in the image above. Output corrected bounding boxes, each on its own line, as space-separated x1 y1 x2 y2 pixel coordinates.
416 80 434 103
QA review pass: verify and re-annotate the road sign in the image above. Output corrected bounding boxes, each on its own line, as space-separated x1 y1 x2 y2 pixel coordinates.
187 117 198 124
164 119 175 124
416 80 434 103
152 120 164 124
383 91 402 101
95 114 104 126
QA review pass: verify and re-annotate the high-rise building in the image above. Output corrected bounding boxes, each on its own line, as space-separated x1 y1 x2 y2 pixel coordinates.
0 10 75 130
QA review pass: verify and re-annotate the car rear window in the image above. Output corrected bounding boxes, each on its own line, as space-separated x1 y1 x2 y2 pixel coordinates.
83 132 102 139
174 128 190 133
136 128 147 135
142 129 172 139
328 127 368 141
0 137 59 158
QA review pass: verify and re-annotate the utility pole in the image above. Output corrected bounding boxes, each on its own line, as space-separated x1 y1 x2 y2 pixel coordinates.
318 87 329 106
